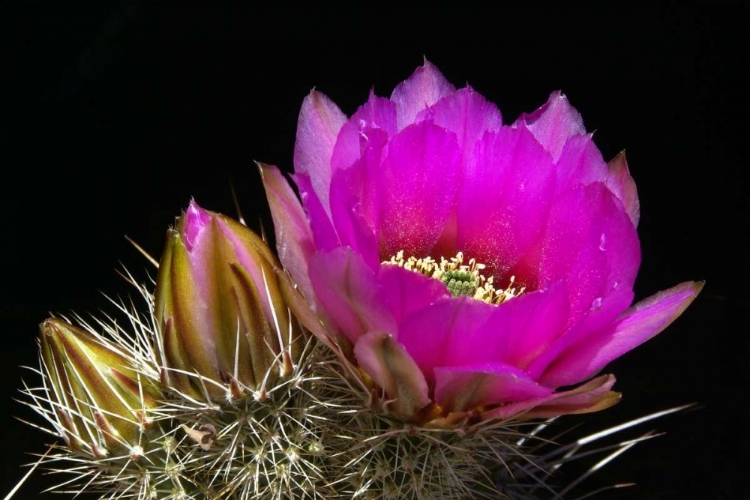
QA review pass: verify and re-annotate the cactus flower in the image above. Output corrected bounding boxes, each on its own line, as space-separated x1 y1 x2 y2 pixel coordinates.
39 318 160 458
261 61 702 425
154 200 303 404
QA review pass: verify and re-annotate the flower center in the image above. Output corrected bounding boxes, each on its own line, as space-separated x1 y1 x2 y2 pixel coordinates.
383 251 524 305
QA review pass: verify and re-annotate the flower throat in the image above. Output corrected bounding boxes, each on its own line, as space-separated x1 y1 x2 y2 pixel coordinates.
383 251 524 305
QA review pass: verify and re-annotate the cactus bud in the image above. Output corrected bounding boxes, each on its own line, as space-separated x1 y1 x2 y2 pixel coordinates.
39 318 160 458
154 200 303 404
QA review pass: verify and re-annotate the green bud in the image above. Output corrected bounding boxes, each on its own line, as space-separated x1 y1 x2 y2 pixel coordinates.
154 200 304 404
39 318 160 458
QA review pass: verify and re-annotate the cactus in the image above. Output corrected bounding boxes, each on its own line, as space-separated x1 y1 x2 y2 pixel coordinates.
7 59 704 499
11 201 693 500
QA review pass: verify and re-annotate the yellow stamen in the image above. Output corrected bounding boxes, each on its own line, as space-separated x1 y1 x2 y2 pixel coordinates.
383 251 524 305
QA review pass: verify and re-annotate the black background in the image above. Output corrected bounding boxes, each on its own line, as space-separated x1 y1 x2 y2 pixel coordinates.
3 3 746 499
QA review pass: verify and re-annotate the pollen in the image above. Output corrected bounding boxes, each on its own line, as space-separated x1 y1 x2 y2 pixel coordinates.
383 251 524 305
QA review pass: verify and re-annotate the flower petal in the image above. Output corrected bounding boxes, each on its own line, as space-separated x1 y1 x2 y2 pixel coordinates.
606 150 640 227
391 59 455 131
183 200 212 251
398 283 570 379
328 127 390 267
512 182 640 324
376 264 451 325
434 363 553 413
276 266 338 352
513 91 586 162
294 90 348 215
486 282 571 369
526 283 635 380
292 172 339 252
309 247 396 344
540 281 704 387
456 126 556 278
397 297 490 382
378 121 462 258
481 374 620 421
354 332 431 421
331 91 397 172
416 86 502 165
259 164 318 306
553 132 609 195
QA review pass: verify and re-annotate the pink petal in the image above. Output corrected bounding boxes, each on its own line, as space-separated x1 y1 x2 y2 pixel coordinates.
540 281 704 387
526 284 634 380
378 121 462 259
435 363 553 412
294 90 348 215
258 164 317 306
553 132 609 195
398 283 569 378
329 173 380 268
484 282 571 369
439 287 568 370
397 297 491 383
376 264 451 325
606 150 640 227
456 126 556 278
309 247 396 344
481 374 619 421
354 332 431 421
276 266 337 350
328 127 390 267
526 378 620 418
415 86 502 165
330 91 397 172
171 211 222 378
214 215 277 319
511 183 640 324
183 200 212 251
391 59 455 131
292 172 339 252
513 91 586 162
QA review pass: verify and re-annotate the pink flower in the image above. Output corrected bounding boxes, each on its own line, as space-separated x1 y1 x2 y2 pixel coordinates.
261 61 701 425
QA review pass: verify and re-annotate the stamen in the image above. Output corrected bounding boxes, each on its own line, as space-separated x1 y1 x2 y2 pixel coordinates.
383 251 524 305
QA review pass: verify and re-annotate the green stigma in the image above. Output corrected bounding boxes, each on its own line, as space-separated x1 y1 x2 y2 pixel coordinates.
383 251 525 305
440 270 479 297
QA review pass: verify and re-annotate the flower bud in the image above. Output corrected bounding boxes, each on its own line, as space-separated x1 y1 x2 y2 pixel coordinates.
39 318 160 458
154 200 303 403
